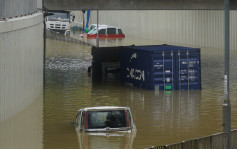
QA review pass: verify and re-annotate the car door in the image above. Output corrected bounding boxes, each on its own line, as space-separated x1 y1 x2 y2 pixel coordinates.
98 28 106 38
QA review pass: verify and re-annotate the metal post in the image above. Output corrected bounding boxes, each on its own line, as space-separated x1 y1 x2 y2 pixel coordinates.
162 51 165 90
187 50 189 90
43 13 46 91
82 10 86 33
171 51 174 90
96 10 99 47
223 0 231 148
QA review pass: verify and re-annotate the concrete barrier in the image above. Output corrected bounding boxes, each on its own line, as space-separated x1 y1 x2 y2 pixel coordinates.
0 12 43 122
46 29 90 45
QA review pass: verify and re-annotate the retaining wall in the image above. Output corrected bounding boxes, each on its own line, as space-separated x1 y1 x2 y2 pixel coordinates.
0 0 37 19
90 10 237 51
0 12 43 122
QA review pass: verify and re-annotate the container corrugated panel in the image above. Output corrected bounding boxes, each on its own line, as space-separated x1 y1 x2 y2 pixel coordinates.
176 49 201 90
120 45 201 90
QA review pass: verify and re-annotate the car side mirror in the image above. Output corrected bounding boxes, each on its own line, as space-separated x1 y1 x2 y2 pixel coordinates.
68 121 75 126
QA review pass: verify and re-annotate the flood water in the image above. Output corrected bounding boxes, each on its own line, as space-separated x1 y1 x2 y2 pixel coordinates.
2 37 237 149
42 37 237 149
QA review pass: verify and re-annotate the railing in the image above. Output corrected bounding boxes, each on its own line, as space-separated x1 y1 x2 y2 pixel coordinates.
0 0 37 19
147 129 237 149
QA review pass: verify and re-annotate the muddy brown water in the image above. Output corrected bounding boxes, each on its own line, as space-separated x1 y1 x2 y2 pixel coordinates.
43 38 237 149
1 37 237 149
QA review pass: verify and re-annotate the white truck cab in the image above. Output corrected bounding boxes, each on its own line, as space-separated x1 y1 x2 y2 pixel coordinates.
45 11 73 35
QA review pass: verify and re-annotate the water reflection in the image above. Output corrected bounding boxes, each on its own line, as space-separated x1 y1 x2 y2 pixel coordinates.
0 96 43 149
77 132 136 149
118 88 202 147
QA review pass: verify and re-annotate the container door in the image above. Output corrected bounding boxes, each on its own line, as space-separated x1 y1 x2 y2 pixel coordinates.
176 50 201 90
152 50 175 91
120 49 152 89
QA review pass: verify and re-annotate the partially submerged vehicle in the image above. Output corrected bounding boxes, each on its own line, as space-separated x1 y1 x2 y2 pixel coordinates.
70 106 136 132
84 24 108 33
86 26 125 39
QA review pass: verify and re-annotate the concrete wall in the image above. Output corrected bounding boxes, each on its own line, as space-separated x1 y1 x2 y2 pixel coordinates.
0 12 43 122
37 0 42 10
90 10 237 51
0 0 37 19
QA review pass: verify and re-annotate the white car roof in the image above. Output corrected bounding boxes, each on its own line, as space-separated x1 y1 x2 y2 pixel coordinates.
79 106 129 111
91 25 121 29
90 24 108 27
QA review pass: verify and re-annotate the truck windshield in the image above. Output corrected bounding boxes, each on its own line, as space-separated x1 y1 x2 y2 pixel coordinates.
88 110 127 129
47 12 69 21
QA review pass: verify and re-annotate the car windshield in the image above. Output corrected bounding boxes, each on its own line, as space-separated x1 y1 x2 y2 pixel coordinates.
87 110 127 129
47 12 69 21
88 29 97 34
89 25 96 30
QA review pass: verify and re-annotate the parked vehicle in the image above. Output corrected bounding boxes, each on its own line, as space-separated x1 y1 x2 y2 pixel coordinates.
84 24 108 33
45 11 74 35
86 26 125 39
70 106 136 132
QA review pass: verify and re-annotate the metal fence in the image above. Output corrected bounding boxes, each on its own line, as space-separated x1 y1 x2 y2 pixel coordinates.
0 0 37 19
147 129 237 149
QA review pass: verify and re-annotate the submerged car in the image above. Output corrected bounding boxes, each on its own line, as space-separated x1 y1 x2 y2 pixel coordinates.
84 24 108 33
71 106 136 132
86 26 125 39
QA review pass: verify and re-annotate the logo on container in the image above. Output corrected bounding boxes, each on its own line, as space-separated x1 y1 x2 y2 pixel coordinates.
130 53 137 62
126 68 145 81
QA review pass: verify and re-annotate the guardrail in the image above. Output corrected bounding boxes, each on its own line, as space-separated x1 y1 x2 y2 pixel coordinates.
0 0 37 19
146 129 237 149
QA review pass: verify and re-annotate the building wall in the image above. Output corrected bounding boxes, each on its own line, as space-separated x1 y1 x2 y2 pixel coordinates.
37 0 42 10
90 10 237 51
0 0 37 19
0 12 43 122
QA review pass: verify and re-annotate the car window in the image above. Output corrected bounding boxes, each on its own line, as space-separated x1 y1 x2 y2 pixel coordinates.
107 28 116 34
87 110 127 129
98 29 106 35
118 29 123 34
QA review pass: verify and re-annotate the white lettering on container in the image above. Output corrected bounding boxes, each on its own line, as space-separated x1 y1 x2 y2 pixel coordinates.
126 68 145 81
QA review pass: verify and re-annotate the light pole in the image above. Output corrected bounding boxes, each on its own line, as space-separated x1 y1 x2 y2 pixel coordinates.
82 10 86 33
96 10 99 47
223 0 231 148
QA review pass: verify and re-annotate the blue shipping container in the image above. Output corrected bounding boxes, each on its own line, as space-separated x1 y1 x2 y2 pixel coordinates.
120 45 201 90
